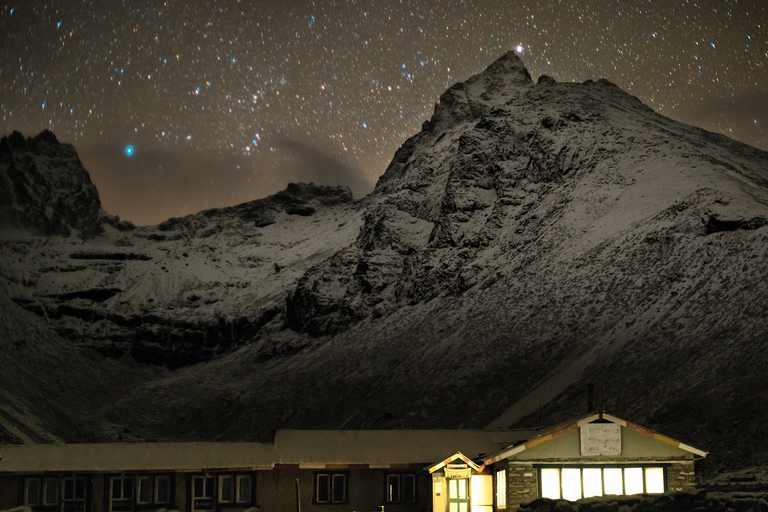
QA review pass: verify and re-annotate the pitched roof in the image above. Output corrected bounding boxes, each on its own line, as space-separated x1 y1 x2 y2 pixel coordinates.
483 412 708 464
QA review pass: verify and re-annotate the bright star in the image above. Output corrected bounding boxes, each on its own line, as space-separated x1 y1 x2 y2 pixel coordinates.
515 45 524 53
125 145 134 156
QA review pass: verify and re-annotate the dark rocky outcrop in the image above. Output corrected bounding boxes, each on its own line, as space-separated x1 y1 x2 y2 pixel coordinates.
0 130 132 237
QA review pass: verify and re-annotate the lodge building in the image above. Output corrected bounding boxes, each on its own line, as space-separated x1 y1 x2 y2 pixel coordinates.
0 413 706 512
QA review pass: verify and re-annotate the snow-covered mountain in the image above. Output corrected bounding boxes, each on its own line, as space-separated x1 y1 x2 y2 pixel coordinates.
2 51 767 476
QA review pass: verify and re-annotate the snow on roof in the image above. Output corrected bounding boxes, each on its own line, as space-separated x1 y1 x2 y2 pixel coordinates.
0 442 274 473
272 430 534 466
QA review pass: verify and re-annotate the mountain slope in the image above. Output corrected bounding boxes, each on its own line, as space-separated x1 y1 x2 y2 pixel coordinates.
1 52 767 475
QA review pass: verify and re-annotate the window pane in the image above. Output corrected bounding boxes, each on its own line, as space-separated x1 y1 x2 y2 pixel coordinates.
583 468 603 498
387 474 400 502
111 477 122 499
25 479 42 506
194 477 203 498
316 474 330 503
458 479 467 499
205 477 214 498
459 502 468 512
332 474 346 503
450 503 458 512
562 468 582 501
237 475 252 503
155 476 171 504
540 469 560 499
64 479 74 500
402 474 416 503
645 468 664 494
624 468 644 495
603 468 623 495
43 478 59 506
75 478 85 499
496 470 506 508
220 475 235 502
137 476 152 504
449 479 458 498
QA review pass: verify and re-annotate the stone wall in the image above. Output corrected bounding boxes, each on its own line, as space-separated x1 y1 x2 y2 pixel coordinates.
507 464 539 511
667 461 696 492
516 492 768 512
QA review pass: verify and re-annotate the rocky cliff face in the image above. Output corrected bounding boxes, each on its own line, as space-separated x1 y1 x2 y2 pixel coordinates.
1 52 767 475
0 130 130 237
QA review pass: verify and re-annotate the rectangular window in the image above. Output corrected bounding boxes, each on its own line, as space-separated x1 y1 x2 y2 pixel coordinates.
582 468 603 498
315 473 347 504
385 473 417 504
387 474 401 503
23 478 42 506
236 475 252 503
109 476 134 512
645 468 664 494
603 468 623 495
561 468 582 501
624 468 644 495
192 475 215 512
540 468 560 499
62 477 87 512
155 475 171 504
63 477 86 500
496 469 507 508
539 467 665 500
136 476 153 505
219 475 235 503
402 474 416 503
43 477 59 506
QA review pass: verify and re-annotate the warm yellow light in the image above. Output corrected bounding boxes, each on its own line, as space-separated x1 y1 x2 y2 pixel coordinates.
540 469 561 499
645 468 664 493
471 475 493 507
603 468 623 495
624 468 644 495
562 468 582 501
583 468 603 498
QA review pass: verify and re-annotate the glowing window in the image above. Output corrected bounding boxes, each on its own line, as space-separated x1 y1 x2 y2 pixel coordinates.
645 468 664 493
603 468 623 495
624 468 644 495
561 468 582 501
540 469 560 499
583 468 603 498
496 469 507 508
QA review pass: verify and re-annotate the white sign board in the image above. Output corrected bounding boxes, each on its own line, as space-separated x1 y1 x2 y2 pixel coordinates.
580 423 622 455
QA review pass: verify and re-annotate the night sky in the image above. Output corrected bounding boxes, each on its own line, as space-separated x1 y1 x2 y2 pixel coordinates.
1 1 765 226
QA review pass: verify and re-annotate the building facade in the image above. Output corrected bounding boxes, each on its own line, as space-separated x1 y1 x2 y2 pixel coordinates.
0 414 705 512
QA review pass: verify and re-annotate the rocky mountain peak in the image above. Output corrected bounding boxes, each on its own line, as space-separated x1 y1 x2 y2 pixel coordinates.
0 130 130 238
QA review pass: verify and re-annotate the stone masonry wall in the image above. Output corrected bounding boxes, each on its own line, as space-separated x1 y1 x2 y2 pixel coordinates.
667 461 696 492
507 464 539 511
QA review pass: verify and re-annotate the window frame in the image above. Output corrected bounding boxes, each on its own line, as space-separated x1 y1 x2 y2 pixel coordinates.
109 475 134 512
136 475 153 505
236 474 252 504
385 472 417 504
536 465 669 500
314 472 348 504
154 475 172 505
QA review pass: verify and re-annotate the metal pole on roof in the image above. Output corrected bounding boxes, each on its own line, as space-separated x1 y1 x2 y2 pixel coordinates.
296 478 301 512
